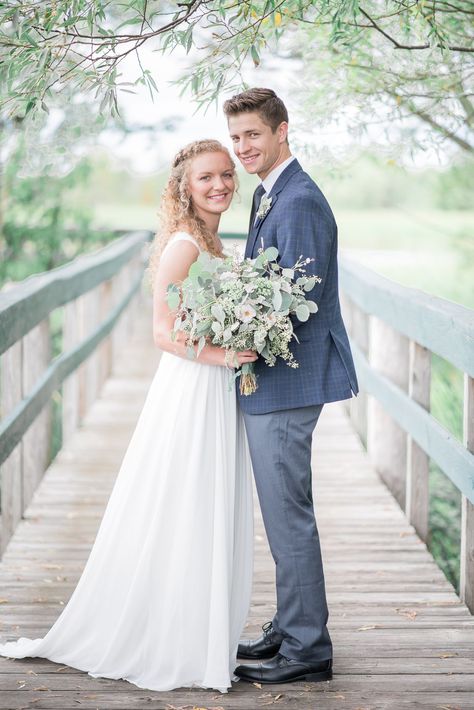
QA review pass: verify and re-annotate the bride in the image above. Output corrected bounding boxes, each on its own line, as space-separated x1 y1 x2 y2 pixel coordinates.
0 139 257 693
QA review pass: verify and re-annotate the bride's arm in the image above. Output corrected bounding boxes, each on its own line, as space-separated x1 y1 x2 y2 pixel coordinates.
152 241 257 368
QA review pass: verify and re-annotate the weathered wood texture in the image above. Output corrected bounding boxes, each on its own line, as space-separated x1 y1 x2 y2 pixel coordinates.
339 259 474 613
406 340 431 543
0 298 473 710
367 317 409 508
461 374 474 613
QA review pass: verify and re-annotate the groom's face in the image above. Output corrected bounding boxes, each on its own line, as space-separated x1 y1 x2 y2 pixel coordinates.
228 112 288 180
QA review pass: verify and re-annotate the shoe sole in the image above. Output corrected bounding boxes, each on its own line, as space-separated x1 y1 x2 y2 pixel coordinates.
237 651 279 660
237 669 332 684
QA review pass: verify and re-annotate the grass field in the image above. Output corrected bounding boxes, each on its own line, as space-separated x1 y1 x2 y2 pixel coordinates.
93 204 474 307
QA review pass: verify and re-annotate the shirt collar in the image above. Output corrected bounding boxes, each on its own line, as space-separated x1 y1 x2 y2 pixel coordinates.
261 155 296 195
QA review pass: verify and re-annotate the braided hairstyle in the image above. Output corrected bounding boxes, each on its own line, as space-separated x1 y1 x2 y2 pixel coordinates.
147 139 237 290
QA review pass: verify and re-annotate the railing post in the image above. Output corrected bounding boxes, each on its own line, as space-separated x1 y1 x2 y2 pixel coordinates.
367 317 409 507
460 374 474 613
350 302 369 447
62 299 80 444
21 319 52 509
77 287 101 418
99 280 113 387
0 341 23 554
340 292 368 444
406 340 431 542
111 265 128 373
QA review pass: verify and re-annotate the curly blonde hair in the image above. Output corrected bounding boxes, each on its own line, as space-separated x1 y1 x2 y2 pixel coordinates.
147 139 237 289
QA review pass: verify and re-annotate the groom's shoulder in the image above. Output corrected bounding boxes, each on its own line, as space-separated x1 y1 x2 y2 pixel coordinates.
281 167 315 201
282 167 335 220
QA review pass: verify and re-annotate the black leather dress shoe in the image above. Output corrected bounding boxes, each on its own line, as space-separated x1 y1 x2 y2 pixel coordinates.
235 652 332 684
237 621 284 660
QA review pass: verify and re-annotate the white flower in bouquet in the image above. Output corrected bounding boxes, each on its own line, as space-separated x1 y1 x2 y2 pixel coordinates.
166 244 322 395
235 304 257 323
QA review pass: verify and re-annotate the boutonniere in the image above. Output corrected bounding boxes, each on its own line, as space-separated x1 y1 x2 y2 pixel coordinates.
256 194 272 220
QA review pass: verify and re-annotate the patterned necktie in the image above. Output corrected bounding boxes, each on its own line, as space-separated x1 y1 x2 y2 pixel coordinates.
248 184 266 233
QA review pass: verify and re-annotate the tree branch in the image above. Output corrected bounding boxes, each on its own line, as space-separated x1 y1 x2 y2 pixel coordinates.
394 92 474 152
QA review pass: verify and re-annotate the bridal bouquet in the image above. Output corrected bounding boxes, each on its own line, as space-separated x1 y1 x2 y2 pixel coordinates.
166 246 321 395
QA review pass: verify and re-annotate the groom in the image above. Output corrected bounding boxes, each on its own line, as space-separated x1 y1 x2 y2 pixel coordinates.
224 88 359 684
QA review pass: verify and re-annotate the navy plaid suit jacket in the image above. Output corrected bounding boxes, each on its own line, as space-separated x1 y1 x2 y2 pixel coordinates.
237 158 359 415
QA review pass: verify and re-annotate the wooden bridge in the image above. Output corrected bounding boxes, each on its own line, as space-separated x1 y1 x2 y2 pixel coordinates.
0 231 473 709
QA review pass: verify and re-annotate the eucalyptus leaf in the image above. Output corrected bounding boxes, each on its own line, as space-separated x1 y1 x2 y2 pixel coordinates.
272 289 282 311
211 303 225 323
296 304 310 322
264 246 279 261
166 289 180 310
188 261 203 278
196 320 212 335
197 336 206 357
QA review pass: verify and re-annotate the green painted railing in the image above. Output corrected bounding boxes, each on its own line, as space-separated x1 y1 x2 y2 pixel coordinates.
0 230 152 553
338 254 474 613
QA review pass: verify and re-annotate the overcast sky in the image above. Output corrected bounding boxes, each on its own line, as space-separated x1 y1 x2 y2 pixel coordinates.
97 45 405 176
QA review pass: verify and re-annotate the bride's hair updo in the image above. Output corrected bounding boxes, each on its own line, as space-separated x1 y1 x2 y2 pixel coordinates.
147 139 237 289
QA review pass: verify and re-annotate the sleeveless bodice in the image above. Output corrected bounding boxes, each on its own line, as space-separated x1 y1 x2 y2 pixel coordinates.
161 231 201 257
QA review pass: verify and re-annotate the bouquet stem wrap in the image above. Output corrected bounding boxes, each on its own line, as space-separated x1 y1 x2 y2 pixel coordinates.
239 363 257 395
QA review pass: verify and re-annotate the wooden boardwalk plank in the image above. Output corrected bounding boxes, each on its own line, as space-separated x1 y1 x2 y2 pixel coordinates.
0 296 473 710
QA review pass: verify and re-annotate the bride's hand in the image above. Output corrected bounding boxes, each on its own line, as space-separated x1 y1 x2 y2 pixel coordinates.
224 349 258 368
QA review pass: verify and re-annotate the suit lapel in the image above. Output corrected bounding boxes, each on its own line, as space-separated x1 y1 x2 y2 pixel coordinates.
246 159 303 258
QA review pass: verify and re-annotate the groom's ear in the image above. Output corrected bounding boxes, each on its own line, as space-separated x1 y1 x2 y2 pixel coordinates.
277 121 289 144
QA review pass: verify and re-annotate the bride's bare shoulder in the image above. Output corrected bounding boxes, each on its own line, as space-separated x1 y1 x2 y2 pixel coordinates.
156 233 200 284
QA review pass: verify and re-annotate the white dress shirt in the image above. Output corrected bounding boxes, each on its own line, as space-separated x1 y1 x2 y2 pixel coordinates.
261 155 296 195
254 155 296 224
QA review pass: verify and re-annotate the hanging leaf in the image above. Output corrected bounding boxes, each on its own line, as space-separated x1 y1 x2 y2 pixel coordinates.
250 45 260 66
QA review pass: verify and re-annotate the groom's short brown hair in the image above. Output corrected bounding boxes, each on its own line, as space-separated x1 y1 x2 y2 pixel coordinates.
223 88 288 133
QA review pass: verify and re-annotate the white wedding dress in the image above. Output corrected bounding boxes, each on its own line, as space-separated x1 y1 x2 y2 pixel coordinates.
0 232 254 693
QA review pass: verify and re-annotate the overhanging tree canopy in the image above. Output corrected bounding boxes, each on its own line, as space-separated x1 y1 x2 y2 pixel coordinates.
1 1 473 152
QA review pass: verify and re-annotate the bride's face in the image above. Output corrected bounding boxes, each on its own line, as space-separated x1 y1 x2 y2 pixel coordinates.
187 151 235 218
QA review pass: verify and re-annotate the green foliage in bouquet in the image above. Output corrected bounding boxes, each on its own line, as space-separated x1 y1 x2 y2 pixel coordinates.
166 246 321 395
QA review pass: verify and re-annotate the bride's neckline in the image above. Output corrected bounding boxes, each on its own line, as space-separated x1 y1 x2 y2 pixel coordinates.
175 229 224 256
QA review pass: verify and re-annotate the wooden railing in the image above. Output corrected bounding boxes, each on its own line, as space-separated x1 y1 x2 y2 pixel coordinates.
0 231 152 554
339 256 474 613
1 231 473 612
